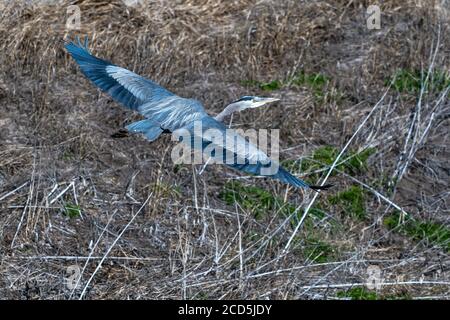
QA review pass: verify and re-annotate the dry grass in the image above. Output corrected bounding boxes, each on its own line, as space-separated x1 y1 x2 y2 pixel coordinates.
0 0 449 299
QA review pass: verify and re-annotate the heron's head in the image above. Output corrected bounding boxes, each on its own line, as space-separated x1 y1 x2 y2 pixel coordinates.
232 96 280 111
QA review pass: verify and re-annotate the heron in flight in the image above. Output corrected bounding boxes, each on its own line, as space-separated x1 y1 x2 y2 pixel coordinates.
64 37 331 191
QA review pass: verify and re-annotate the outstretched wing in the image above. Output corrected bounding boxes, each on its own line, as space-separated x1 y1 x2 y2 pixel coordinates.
178 117 315 189
65 37 173 110
65 37 207 132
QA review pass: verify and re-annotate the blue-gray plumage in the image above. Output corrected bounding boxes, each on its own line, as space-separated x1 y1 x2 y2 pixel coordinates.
65 37 331 191
125 119 163 142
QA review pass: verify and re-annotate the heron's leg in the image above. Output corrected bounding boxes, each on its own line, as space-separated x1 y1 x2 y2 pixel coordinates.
111 125 171 140
111 129 129 138
125 119 164 142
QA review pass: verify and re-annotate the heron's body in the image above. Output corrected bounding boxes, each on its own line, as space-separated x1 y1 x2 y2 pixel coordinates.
65 37 330 191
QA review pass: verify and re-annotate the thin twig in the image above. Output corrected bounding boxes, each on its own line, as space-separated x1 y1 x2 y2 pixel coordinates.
78 193 152 299
69 210 118 299
284 87 391 252
49 181 74 205
298 280 450 291
0 182 29 202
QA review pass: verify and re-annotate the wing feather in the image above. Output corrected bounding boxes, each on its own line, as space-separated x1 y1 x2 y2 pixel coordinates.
65 37 207 131
180 117 312 189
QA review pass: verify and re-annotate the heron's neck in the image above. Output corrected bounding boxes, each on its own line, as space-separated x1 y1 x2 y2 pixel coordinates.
215 102 241 122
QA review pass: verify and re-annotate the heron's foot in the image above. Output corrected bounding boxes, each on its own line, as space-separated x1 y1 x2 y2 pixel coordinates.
310 184 333 192
111 129 129 138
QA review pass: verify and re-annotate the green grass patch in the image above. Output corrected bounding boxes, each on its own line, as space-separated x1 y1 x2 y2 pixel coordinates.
330 185 366 220
63 203 81 218
336 287 411 300
240 79 282 91
336 287 378 300
388 69 450 93
259 80 282 91
310 145 339 167
281 146 376 179
303 237 336 263
61 149 75 161
152 181 181 198
344 148 376 174
220 181 325 223
280 147 375 221
220 181 282 220
290 71 330 98
241 70 331 96
384 212 450 252
220 182 340 261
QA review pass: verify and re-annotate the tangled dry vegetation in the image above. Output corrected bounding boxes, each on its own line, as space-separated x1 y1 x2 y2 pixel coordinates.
0 0 449 299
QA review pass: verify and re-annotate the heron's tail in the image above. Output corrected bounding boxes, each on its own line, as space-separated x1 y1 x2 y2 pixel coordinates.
275 167 333 192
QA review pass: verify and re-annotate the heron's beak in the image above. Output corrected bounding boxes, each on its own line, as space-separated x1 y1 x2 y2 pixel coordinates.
251 97 280 108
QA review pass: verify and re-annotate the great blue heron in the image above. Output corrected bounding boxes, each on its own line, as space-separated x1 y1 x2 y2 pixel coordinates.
64 37 331 191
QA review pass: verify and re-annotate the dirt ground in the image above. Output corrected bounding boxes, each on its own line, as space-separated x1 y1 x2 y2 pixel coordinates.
0 0 449 299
